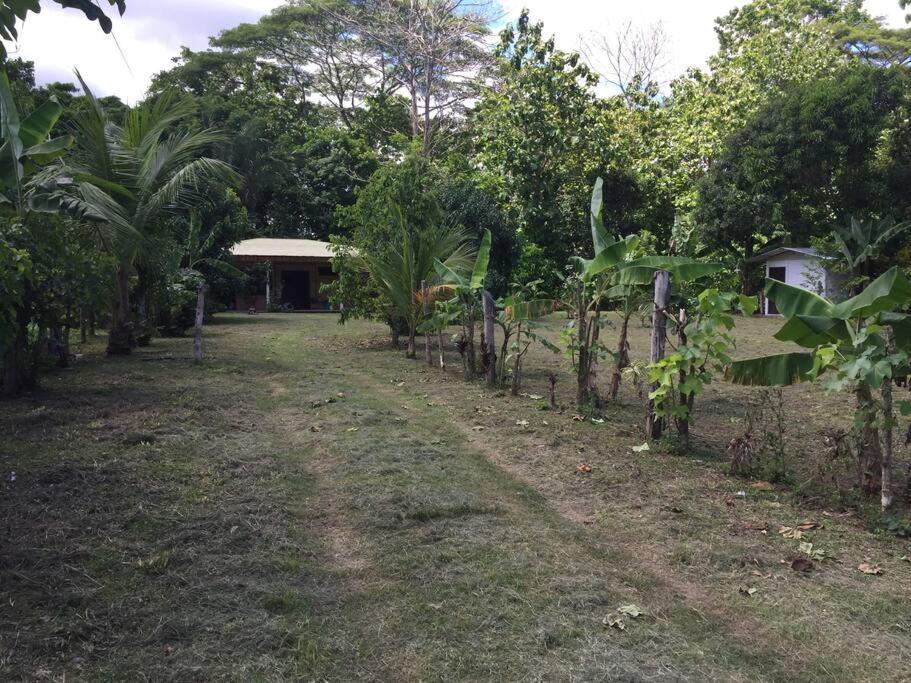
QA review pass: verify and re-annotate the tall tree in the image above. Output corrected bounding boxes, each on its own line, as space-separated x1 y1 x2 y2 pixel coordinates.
36 76 239 354
695 64 911 292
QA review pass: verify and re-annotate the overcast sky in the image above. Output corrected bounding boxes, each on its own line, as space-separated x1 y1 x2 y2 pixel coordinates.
5 0 908 103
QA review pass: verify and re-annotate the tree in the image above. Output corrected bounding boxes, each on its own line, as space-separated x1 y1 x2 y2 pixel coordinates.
666 0 869 214
695 64 911 293
580 20 670 101
475 10 599 267
36 75 239 354
362 213 472 358
346 0 495 156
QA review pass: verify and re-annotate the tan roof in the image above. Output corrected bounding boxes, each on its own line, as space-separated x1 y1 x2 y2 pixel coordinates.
231 238 334 259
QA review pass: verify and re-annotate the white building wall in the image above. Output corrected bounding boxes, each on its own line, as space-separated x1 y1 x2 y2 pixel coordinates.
764 256 827 314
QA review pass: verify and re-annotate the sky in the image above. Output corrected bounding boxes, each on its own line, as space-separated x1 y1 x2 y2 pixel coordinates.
5 0 909 104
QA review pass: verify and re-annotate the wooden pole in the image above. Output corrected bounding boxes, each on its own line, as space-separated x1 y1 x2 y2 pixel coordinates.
193 282 208 363
482 290 497 387
646 270 670 439
421 280 432 366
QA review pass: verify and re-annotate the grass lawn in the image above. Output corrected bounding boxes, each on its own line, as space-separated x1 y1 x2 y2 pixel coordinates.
1 312 910 681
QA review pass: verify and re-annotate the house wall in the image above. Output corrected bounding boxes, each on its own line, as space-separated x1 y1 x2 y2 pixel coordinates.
764 256 827 315
233 257 338 312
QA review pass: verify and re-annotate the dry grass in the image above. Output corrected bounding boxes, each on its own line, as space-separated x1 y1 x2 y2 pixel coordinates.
0 312 909 681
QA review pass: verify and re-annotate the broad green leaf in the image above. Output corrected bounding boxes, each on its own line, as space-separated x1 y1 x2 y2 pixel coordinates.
433 257 467 287
831 267 911 319
0 70 24 192
583 235 638 281
774 315 850 348
23 134 74 164
726 352 817 386
590 177 611 255
469 229 491 290
764 278 833 317
738 294 759 317
18 96 64 149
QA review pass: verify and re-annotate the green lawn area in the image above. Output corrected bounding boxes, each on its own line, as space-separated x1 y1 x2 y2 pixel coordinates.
2 313 910 681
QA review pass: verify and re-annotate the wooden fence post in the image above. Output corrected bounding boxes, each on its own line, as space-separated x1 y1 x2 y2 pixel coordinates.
421 280 433 366
482 290 497 387
646 270 670 439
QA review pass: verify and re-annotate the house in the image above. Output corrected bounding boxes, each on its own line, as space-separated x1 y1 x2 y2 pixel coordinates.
746 247 842 315
231 238 339 312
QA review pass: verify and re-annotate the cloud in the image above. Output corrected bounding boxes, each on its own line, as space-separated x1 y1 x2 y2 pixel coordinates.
7 0 284 103
5 0 907 103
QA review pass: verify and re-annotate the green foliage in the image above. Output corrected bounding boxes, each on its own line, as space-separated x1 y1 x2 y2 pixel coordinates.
649 290 757 426
695 64 911 288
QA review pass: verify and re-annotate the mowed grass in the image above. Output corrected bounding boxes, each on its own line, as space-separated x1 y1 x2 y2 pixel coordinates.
1 312 910 681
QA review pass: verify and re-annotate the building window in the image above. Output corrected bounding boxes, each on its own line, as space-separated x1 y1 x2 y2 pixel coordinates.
318 266 333 276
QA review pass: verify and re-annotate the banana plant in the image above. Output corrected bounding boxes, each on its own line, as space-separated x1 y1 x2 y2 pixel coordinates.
434 228 491 378
0 71 74 211
726 267 911 510
498 282 560 394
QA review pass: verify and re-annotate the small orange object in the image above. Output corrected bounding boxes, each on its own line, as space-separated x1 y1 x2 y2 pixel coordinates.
577 463 593 473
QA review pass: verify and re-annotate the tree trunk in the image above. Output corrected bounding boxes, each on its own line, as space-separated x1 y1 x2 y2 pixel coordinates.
193 283 207 363
107 263 133 356
391 324 400 350
482 290 496 387
881 376 894 511
466 313 476 377
437 329 445 371
406 329 416 359
881 327 896 511
80 309 87 344
854 382 883 494
422 280 432 366
575 282 589 409
607 311 632 402
674 308 690 451
646 270 670 439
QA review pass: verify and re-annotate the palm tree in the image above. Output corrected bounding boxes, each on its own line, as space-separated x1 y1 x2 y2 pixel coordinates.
36 73 239 354
362 211 473 358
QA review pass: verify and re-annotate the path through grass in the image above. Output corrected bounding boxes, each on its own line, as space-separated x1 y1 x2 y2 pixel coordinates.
1 313 909 681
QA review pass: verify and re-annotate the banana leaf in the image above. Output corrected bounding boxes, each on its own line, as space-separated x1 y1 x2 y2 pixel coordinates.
726 352 817 386
830 267 911 319
469 229 491 290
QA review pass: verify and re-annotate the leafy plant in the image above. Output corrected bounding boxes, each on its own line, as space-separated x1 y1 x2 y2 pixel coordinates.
648 289 757 451
727 267 911 510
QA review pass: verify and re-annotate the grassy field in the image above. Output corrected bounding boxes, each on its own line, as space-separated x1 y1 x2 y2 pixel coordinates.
1 312 910 681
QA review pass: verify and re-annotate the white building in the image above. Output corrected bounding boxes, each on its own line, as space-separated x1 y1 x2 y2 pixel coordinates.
746 247 841 315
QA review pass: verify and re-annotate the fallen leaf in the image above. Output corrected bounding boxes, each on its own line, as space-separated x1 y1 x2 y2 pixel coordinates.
900 555 909 563
577 463 593 473
858 563 883 575
603 614 625 630
590 417 605 424
631 443 650 453
309 425 322 433
779 526 803 539
346 427 359 432
396 381 405 387
516 420 530 427
738 585 758 596
750 481 774 491
617 604 643 617
472 425 485 431
572 415 585 422
529 394 544 400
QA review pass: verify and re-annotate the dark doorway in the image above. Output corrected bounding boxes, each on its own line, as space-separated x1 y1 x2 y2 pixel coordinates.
767 266 786 314
281 270 311 310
